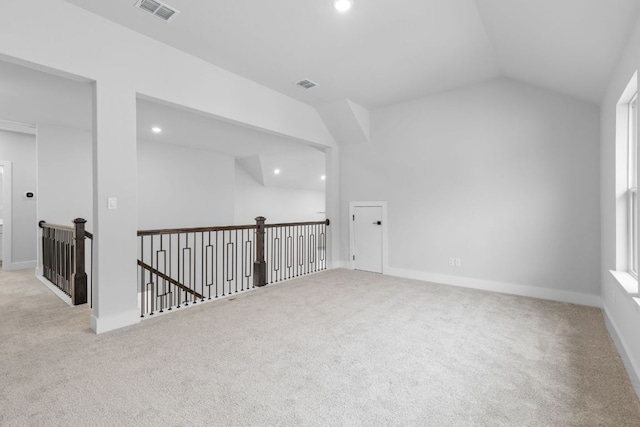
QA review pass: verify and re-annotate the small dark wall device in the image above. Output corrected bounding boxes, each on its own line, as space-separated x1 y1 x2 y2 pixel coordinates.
25 192 34 199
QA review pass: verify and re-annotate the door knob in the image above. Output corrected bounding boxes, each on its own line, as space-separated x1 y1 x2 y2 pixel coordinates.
372 221 381 225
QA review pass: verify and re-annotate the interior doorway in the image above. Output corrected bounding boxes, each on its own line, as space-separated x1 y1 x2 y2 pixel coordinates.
349 201 388 274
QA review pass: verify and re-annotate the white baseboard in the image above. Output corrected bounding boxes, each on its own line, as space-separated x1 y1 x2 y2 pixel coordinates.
91 309 140 334
36 274 73 306
330 261 351 270
602 302 640 399
5 260 36 271
384 266 602 307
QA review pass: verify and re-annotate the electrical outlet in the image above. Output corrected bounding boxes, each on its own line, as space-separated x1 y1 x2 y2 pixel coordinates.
448 257 455 266
455 258 461 267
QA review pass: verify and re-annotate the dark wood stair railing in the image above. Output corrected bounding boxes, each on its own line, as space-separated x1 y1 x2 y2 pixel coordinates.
39 218 90 306
137 260 204 300
137 217 330 317
38 216 329 314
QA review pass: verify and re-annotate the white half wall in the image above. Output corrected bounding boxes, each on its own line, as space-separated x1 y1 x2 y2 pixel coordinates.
234 166 325 225
341 77 601 300
0 129 37 268
138 140 235 230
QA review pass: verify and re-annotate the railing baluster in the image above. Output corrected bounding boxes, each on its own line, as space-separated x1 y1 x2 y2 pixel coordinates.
201 231 205 302
235 230 239 292
150 234 155 315
170 236 174 306
177 233 182 308
215 231 219 298
222 230 226 296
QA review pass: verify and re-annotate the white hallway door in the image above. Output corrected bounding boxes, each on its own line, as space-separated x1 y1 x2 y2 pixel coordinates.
353 206 383 273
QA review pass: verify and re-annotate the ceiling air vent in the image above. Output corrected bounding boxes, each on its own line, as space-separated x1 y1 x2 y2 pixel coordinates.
296 79 318 89
134 0 179 22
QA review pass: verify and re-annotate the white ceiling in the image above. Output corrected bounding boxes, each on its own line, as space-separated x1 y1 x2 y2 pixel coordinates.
137 98 326 191
237 146 326 192
65 0 640 107
137 97 322 158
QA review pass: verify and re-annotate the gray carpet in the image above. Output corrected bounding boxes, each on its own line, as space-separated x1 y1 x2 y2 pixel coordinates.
1 268 639 426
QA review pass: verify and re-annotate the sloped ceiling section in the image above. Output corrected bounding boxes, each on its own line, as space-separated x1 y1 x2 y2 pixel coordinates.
475 0 640 103
236 145 326 192
60 0 498 108
236 156 265 186
64 0 640 107
317 99 370 146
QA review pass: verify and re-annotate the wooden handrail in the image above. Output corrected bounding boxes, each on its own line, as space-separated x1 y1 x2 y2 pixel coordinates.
40 220 93 239
265 219 330 228
39 220 73 232
137 260 205 300
137 219 330 236
138 224 257 236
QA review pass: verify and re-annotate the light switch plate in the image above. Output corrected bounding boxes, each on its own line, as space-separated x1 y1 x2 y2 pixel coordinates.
108 197 118 210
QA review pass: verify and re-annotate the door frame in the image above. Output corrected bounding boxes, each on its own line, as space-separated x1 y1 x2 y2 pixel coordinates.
0 161 12 270
348 201 388 273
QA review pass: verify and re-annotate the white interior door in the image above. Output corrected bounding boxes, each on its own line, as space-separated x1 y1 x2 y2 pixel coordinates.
353 206 382 273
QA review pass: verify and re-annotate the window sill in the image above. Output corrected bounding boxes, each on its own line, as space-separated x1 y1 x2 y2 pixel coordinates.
610 270 639 295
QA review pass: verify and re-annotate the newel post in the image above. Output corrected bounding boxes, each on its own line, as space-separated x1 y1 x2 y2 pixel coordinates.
72 218 88 305
254 216 267 287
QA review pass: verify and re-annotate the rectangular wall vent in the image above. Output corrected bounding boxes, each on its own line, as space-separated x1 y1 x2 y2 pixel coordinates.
134 0 179 22
296 79 318 89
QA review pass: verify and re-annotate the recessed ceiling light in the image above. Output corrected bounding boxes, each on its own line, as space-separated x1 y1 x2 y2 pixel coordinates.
332 0 353 12
321 175 326 180
274 169 281 175
151 127 162 133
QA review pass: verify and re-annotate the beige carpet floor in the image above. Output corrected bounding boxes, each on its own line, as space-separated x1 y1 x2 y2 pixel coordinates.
1 268 639 426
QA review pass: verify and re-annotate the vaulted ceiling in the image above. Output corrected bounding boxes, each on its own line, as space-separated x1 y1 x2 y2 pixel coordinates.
4 1 640 193
65 0 640 108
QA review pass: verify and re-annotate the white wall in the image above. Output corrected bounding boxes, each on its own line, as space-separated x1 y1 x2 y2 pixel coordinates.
234 166 325 225
600 13 640 393
37 124 92 226
341 77 600 303
138 140 235 230
0 129 37 266
0 170 3 219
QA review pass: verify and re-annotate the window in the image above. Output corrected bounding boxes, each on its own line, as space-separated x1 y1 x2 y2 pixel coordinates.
612 73 638 293
629 94 638 278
